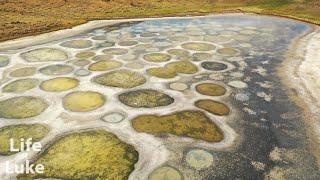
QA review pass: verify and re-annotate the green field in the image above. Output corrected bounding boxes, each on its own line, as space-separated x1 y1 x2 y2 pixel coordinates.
0 0 319 42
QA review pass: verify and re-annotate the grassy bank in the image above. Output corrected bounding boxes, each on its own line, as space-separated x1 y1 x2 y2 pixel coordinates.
0 0 319 42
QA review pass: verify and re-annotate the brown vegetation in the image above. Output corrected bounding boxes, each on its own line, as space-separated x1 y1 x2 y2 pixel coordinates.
0 0 319 42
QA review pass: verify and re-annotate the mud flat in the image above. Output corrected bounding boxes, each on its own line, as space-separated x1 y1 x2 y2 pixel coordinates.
280 27 320 166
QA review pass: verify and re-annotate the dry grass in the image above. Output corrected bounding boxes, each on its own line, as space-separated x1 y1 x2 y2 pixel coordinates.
0 0 319 42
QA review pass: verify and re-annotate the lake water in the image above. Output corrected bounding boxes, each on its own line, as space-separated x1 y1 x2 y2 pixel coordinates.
0 15 319 179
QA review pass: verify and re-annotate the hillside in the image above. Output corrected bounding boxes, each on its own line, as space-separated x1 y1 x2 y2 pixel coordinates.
0 0 319 42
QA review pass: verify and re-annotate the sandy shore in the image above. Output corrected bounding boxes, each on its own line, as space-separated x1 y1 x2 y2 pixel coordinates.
280 27 320 166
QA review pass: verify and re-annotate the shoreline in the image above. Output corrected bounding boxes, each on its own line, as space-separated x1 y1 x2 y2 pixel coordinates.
0 13 317 51
0 13 237 51
279 26 320 167
0 7 319 44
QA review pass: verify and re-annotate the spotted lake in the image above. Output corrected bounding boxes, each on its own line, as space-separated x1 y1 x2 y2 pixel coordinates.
0 14 319 179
